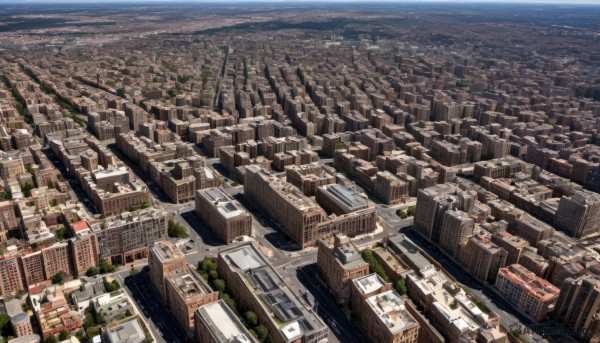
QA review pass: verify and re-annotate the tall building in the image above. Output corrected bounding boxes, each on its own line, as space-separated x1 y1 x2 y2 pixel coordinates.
68 229 99 276
553 276 600 341
0 154 25 180
0 256 25 296
495 264 560 322
554 191 600 238
19 251 44 288
438 210 474 258
491 231 529 266
148 241 187 302
195 187 252 243
413 184 460 244
315 184 369 215
317 234 369 305
165 266 218 331
41 242 74 280
93 208 168 265
244 165 325 248
194 300 258 343
458 230 507 284
218 243 328 343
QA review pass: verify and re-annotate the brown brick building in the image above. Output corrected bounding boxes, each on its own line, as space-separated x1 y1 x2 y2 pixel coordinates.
148 240 187 301
317 234 369 305
165 266 217 331
195 187 252 243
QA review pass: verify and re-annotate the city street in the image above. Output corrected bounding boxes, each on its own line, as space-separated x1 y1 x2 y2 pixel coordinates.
114 267 187 343
405 229 548 343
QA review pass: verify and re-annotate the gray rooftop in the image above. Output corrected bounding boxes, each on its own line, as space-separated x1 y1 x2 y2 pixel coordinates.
220 244 328 341
318 184 368 214
198 187 249 219
196 300 255 343
389 234 433 272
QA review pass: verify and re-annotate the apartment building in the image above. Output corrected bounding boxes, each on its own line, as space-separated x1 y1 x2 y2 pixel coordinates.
195 187 252 243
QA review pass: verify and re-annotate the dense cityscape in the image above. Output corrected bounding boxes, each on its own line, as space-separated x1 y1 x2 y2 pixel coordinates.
0 1 599 343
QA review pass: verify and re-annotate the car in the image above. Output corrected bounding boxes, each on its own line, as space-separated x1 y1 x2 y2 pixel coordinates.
331 321 341 335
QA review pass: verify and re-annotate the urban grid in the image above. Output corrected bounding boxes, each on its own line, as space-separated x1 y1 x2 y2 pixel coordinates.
0 1 599 343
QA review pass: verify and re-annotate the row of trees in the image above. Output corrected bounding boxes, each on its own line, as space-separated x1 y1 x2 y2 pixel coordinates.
361 249 407 295
86 259 117 277
197 258 274 343
397 206 416 219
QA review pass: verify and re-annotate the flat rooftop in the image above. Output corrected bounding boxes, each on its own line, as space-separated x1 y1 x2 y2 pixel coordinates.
106 318 145 343
199 187 249 219
196 299 254 343
167 266 212 299
353 273 386 295
365 290 418 335
220 244 327 340
389 234 433 273
151 241 185 264
319 184 368 213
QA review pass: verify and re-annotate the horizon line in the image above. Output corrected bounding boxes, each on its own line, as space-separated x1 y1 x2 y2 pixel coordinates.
1 0 600 4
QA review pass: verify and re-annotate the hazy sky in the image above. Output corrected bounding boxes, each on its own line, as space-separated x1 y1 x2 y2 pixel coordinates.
0 0 599 3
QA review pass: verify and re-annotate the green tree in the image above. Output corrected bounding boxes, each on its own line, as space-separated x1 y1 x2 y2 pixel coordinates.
0 314 11 333
45 335 59 343
198 258 217 274
361 250 388 281
104 280 121 292
86 266 100 277
47 180 55 189
167 89 176 98
407 206 416 217
51 272 64 284
116 88 125 98
99 259 117 274
55 227 68 241
213 279 226 293
245 311 258 327
21 182 35 197
255 325 269 342
58 331 69 340
124 309 132 317
397 210 407 219
130 267 139 277
50 198 58 207
208 270 218 281
86 325 99 339
395 279 407 295
168 220 188 238
0 191 10 200
221 293 237 313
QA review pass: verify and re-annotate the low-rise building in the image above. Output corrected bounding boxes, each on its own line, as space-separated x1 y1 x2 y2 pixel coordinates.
30 285 82 340
103 317 147 343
